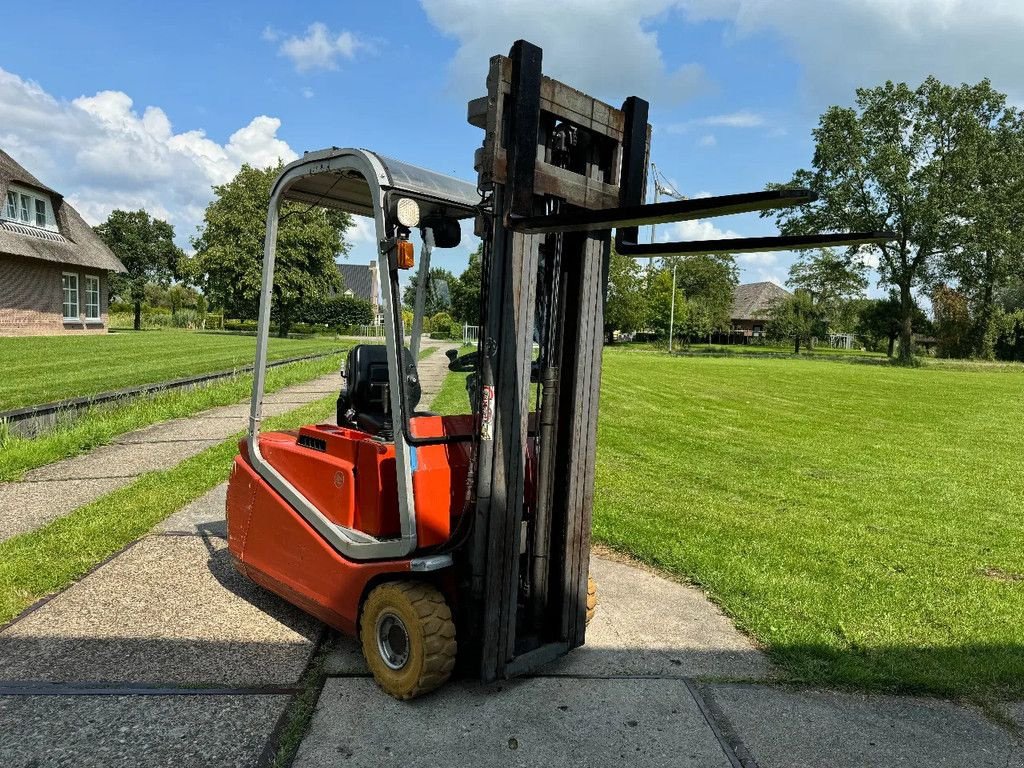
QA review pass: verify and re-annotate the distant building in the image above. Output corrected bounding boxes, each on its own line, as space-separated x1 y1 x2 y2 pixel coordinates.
335 260 381 321
0 148 125 336
730 281 791 341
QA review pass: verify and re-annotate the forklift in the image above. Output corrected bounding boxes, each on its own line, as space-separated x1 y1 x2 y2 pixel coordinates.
226 40 890 699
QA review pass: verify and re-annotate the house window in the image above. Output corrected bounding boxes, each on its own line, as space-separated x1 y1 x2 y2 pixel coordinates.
84 275 101 321
62 272 79 321
2 186 55 230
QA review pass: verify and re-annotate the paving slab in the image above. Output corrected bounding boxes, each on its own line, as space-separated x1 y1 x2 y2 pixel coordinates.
546 554 774 680
1003 701 1024 730
323 554 773 681
293 677 731 768
0 477 124 540
157 483 228 537
0 535 319 686
114 416 249 442
0 693 290 768
703 683 1024 768
26 439 223 481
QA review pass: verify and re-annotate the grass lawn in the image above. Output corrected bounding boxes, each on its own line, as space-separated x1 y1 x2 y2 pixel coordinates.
0 329 349 411
434 348 1024 700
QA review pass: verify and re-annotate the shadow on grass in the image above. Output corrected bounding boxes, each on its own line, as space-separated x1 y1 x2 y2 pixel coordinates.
769 641 1024 701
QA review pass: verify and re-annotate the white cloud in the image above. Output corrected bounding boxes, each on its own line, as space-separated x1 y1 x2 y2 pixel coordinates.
662 217 741 242
277 22 367 73
420 0 707 103
666 110 767 134
697 133 717 147
0 68 297 247
737 251 777 266
700 110 765 127
678 0 1024 103
301 87 315 99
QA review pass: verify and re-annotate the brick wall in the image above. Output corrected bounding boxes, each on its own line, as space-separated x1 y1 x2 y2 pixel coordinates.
0 254 110 336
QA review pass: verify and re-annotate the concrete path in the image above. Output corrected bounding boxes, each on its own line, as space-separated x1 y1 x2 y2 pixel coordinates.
0 370 344 543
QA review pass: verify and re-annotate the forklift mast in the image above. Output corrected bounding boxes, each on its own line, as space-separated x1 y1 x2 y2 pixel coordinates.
459 40 890 682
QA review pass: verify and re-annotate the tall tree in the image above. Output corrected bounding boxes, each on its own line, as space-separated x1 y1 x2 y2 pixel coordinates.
450 246 482 324
604 248 647 343
184 164 350 337
939 103 1024 357
94 209 183 331
767 77 1009 363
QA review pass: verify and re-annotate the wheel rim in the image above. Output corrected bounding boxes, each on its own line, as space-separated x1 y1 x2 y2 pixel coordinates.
375 612 410 670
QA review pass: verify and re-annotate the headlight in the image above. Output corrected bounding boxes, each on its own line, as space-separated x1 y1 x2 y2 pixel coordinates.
396 197 420 228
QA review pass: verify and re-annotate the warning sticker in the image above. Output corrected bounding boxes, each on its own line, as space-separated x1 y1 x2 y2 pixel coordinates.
480 385 495 441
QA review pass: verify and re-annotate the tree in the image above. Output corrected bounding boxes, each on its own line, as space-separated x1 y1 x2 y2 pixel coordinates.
938 104 1024 357
670 254 738 333
403 266 456 318
767 77 1012 363
854 293 929 356
94 209 183 331
450 246 482 324
787 249 868 335
763 290 818 353
604 248 647 343
644 267 684 340
931 284 973 359
184 164 350 337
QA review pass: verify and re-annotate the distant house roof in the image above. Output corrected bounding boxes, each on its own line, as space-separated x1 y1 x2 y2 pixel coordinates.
336 262 375 303
731 281 792 320
0 148 126 272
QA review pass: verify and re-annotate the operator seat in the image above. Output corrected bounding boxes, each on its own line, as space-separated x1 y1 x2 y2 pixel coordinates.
336 344 421 436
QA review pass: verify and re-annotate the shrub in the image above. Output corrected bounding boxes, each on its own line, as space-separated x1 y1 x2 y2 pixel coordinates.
301 295 373 326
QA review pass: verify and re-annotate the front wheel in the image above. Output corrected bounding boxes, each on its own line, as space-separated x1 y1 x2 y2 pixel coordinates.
360 581 457 699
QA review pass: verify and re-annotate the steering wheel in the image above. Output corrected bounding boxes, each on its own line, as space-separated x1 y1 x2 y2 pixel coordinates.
446 349 479 372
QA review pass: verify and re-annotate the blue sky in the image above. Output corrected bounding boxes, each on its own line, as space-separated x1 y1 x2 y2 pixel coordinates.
3 0 1023 293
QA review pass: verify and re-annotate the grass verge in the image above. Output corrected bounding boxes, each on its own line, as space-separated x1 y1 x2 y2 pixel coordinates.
0 354 345 482
0 395 336 625
0 329 349 411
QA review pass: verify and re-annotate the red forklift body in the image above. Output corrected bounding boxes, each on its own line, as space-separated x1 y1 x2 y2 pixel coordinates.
227 416 474 633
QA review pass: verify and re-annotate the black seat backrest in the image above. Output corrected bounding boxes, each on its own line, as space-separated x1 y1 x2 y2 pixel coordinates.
342 344 422 430
345 344 390 419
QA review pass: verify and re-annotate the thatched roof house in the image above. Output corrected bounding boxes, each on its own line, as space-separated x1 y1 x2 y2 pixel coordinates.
730 281 791 336
0 148 125 335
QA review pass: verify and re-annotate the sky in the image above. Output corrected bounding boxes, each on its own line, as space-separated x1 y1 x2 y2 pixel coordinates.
3 0 1024 294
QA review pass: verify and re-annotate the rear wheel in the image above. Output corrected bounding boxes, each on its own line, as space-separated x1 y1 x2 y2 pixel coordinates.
586 576 598 625
360 581 456 699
